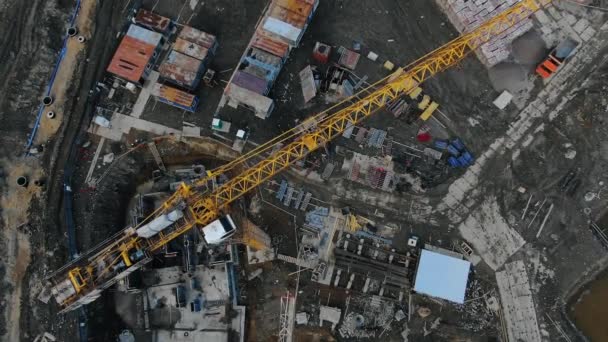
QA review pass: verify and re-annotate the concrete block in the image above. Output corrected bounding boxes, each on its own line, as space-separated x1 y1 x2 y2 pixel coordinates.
534 10 551 26
573 18 590 34
493 91 513 109
455 204 470 218
546 6 562 20
581 26 597 42
540 26 553 36
469 163 482 175
565 13 577 26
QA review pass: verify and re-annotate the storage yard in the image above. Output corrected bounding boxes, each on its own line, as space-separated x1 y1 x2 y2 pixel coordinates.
1 0 608 341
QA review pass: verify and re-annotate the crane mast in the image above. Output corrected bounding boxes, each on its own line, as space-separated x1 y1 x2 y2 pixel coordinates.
48 0 548 313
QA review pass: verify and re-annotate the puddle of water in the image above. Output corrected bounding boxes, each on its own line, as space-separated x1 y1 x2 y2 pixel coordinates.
571 273 608 341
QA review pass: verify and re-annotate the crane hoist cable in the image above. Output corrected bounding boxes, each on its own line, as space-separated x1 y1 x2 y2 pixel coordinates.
49 0 550 313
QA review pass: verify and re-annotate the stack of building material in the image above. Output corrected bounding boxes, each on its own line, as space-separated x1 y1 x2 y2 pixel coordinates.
382 137 393 156
299 65 317 103
292 189 305 209
348 161 360 181
283 186 295 206
354 127 367 144
435 0 534 66
277 180 289 201
321 162 335 180
305 207 329 230
342 123 355 138
151 83 199 112
381 171 394 191
386 96 409 117
366 128 387 148
367 167 388 189
300 192 312 211
222 0 319 119
338 47 361 70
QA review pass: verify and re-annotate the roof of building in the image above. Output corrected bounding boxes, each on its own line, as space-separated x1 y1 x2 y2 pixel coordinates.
106 24 162 82
414 249 471 304
275 0 314 18
159 50 203 87
246 46 283 68
134 8 171 32
262 17 302 44
269 3 308 28
227 83 273 113
240 62 274 83
143 265 244 341
202 218 235 245
232 70 268 95
173 37 209 61
178 25 217 49
251 31 289 58
126 23 163 46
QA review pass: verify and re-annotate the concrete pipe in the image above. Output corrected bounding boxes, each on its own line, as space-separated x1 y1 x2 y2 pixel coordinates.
77 36 86 43
42 96 54 106
67 27 78 37
17 176 28 187
46 111 56 119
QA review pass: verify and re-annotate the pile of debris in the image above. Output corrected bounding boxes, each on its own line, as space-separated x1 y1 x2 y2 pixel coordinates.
338 295 397 338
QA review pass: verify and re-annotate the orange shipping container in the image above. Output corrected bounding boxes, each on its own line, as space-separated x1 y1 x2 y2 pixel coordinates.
274 0 313 19
251 30 290 58
268 3 307 28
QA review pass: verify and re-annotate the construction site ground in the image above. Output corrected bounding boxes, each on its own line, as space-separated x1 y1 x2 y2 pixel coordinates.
0 0 608 341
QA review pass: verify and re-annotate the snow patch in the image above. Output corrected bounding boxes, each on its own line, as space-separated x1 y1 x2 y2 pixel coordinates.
467 117 480 127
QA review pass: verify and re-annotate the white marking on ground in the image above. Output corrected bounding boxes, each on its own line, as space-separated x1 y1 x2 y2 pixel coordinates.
458 197 525 270
496 260 542 342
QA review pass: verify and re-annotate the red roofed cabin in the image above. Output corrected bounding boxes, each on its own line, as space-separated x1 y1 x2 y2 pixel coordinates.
106 24 164 85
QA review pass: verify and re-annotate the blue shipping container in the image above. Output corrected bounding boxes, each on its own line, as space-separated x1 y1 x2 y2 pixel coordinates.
451 137 465 151
447 144 460 157
448 156 460 168
462 151 475 164
434 139 449 150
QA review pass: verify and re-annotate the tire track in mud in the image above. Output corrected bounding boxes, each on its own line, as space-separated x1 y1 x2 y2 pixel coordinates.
0 0 42 98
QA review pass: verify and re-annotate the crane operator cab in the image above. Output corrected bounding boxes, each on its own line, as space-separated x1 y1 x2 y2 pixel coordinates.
201 215 237 245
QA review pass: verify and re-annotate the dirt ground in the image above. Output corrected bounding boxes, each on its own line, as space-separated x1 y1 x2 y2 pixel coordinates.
0 0 77 340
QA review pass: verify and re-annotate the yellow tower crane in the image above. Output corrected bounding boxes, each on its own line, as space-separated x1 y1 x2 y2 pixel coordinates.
47 0 550 313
